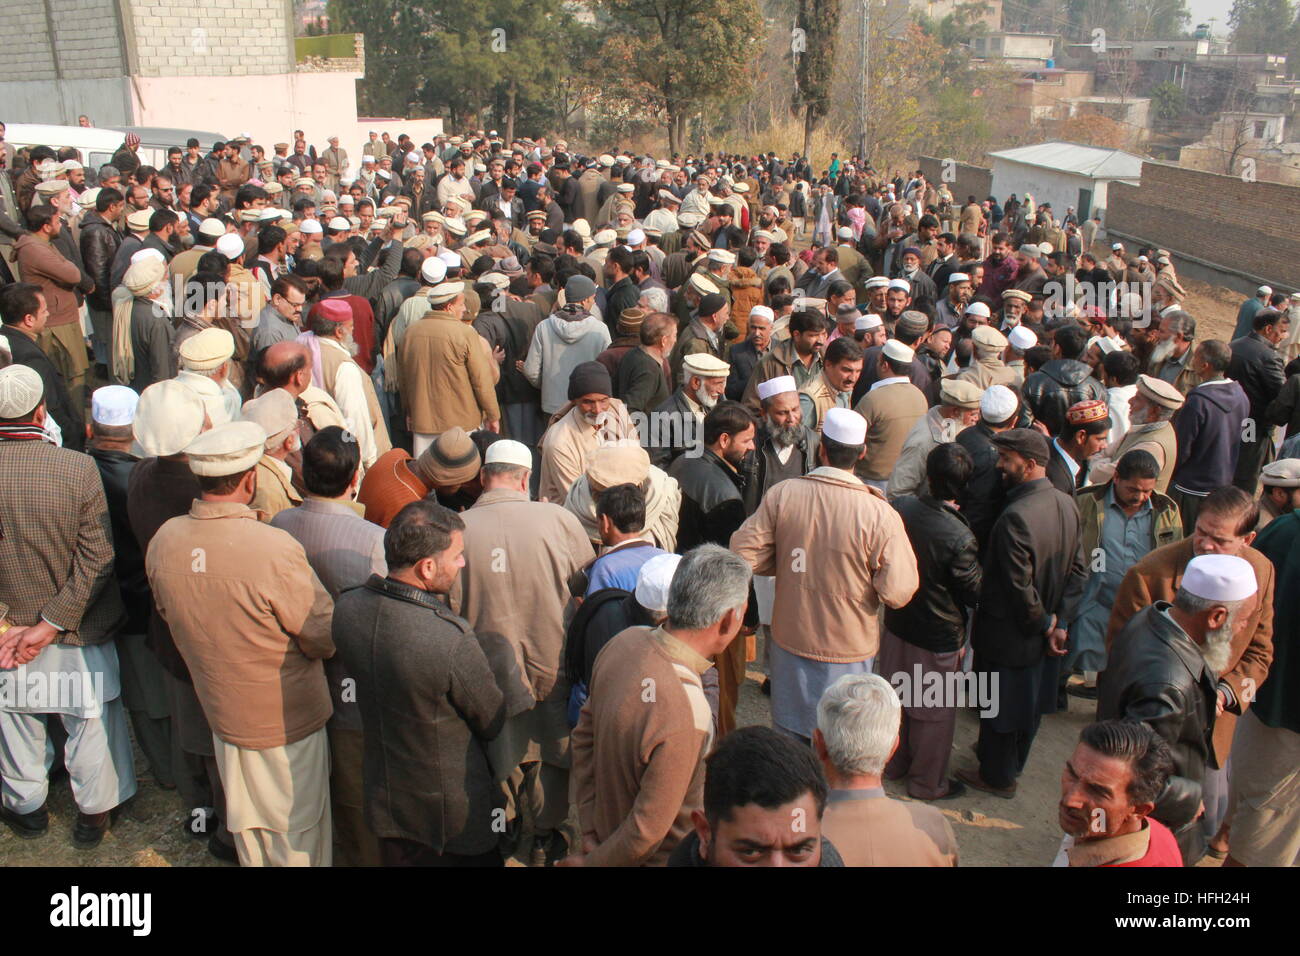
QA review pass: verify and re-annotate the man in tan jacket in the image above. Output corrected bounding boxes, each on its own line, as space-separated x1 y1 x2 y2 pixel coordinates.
537 362 638 505
146 420 336 866
450 440 594 866
732 408 919 743
853 340 929 490
567 546 750 866
399 280 499 454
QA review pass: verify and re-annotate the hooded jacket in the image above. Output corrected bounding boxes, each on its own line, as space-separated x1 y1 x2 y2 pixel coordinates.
1022 358 1108 436
522 305 612 414
1170 379 1250 495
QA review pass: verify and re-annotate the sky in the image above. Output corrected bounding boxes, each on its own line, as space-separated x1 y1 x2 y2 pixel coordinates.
1186 0 1236 35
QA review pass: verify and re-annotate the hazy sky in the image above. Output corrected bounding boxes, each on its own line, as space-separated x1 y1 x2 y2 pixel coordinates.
1186 0 1237 35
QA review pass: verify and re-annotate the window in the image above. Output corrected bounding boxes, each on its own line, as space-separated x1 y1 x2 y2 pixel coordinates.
1254 121 1267 138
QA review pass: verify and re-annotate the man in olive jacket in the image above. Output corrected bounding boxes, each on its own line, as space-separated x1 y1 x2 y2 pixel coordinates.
332 499 506 866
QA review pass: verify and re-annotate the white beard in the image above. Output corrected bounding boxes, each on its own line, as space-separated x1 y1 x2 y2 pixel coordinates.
1201 620 1235 676
695 385 718 410
581 411 608 427
1150 337 1177 366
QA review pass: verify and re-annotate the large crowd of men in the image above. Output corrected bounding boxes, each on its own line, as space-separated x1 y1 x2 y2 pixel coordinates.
0 123 1298 868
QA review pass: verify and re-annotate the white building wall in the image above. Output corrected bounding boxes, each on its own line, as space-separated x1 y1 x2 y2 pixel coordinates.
990 160 1118 219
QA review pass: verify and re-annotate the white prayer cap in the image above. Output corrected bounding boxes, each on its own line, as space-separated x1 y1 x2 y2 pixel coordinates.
947 272 970 284
238 389 297 448
92 385 139 427
749 305 774 323
133 380 207 457
376 169 392 180
299 219 323 235
597 153 615 167
337 194 355 206
1008 325 1038 350
216 233 245 259
198 217 226 238
0 364 43 418
131 247 166 265
635 553 682 615
1086 335 1120 356
756 375 797 401
856 313 883 332
980 384 1018 423
1039 242 1054 255
626 228 645 245
484 439 533 469
185 421 267 477
964 301 991 318
1182 554 1257 603
572 218 592 238
1260 458 1300 488
1137 254 1148 263
836 226 854 239
887 278 911 292
437 250 461 268
864 276 890 290
707 248 736 265
62 159 83 171
822 408 867 445
179 327 235 371
327 216 351 231
1258 285 1273 297
405 151 420 163
882 339 914 363
616 183 635 194
322 190 338 203
1112 242 1123 250
258 208 282 222
420 257 447 284
478 272 509 290
76 186 101 209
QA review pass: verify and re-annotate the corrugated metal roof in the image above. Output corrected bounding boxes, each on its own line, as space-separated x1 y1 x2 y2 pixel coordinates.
987 141 1144 179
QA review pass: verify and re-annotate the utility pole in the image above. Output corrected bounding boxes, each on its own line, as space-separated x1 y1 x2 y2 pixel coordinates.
858 0 869 161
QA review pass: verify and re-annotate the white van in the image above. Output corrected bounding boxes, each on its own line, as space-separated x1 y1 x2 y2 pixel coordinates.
115 126 229 170
2 123 127 174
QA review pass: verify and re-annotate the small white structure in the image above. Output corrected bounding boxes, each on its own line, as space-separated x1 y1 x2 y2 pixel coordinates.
987 141 1143 220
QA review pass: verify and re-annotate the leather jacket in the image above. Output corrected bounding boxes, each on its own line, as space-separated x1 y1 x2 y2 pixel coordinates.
80 211 122 312
1098 602 1217 865
885 493 983 653
1022 358 1107 436
668 448 747 552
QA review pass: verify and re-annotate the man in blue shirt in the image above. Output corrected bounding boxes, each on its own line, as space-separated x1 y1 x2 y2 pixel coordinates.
584 482 667 596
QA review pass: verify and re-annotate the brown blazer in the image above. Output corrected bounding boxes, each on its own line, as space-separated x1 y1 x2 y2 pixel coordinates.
0 440 125 646
13 233 90 327
1106 537 1275 763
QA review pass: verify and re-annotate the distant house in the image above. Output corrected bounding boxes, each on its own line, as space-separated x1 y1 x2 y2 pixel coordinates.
987 141 1143 220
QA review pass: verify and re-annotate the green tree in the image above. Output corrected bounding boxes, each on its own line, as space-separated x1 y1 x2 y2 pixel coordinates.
593 0 763 154
793 0 840 160
1229 0 1297 55
1150 81 1186 123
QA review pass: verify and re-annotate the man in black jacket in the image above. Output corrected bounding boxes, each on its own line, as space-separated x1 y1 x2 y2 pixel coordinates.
332 499 507 867
669 402 755 736
1022 323 1107 436
960 428 1087 798
955 383 1018 556
883 443 983 801
86 386 172 789
1229 307 1288 494
0 282 83 450
743 376 818 514
1098 554 1259 865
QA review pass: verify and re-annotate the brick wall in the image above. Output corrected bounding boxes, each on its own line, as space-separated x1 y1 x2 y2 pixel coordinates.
1108 160 1300 288
127 0 292 77
1 1 60 80
916 155 993 207
52 0 126 79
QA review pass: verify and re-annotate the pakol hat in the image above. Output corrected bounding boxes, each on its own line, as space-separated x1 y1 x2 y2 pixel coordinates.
185 421 266 477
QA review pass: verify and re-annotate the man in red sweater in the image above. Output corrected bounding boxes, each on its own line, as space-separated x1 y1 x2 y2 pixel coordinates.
1054 719 1183 867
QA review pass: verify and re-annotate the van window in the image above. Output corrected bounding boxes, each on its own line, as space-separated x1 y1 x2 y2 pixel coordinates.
88 152 113 172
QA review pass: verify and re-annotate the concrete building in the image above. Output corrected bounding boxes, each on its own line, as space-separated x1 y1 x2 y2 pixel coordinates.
988 141 1143 220
970 32 1057 70
0 0 440 159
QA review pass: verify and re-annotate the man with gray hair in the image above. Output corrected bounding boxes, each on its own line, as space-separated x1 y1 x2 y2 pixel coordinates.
1099 553 1260 865
814 673 958 866
566 544 751 867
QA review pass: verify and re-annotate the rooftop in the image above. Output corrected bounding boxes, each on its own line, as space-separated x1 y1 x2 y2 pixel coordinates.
987 141 1144 179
